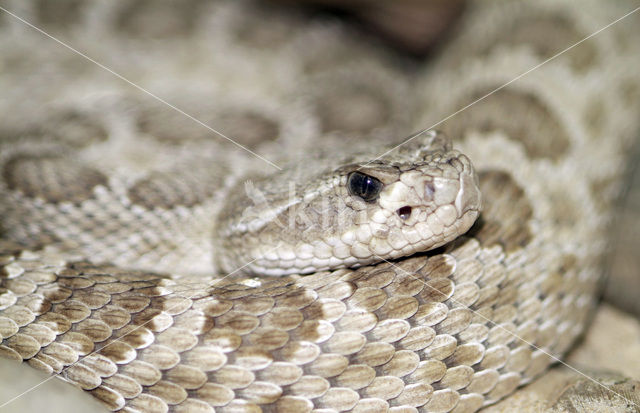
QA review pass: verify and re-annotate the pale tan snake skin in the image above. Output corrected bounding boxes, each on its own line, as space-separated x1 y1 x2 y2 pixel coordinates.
1 1 640 412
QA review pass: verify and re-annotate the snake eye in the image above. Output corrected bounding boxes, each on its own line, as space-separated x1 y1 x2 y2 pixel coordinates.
347 172 383 202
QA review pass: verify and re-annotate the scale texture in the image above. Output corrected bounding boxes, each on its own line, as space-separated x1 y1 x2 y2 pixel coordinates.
0 1 639 412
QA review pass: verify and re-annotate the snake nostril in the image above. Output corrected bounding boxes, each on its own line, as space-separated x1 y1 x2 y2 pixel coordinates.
424 181 436 201
397 206 412 220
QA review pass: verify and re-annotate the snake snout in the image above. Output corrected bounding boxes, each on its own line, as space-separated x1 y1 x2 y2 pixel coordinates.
456 161 482 217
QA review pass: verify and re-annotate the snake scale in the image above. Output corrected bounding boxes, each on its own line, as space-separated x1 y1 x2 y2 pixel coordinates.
1 0 640 412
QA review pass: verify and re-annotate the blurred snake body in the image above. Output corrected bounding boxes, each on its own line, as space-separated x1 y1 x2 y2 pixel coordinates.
1 0 640 412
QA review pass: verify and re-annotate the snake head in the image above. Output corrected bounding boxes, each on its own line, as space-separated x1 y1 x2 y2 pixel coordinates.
335 130 482 263
216 131 481 276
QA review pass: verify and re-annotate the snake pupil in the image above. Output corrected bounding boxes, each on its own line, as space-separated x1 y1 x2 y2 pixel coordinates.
347 172 383 202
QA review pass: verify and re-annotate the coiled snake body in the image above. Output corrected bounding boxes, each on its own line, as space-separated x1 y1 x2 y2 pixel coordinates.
0 0 639 412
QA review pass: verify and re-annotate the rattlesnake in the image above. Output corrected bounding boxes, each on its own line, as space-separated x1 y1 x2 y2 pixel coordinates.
1 1 639 412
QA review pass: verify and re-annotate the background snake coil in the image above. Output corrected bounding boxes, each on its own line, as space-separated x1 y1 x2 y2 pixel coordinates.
0 0 640 412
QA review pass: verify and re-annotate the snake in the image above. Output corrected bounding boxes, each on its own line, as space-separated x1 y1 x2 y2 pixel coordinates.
1 0 639 412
